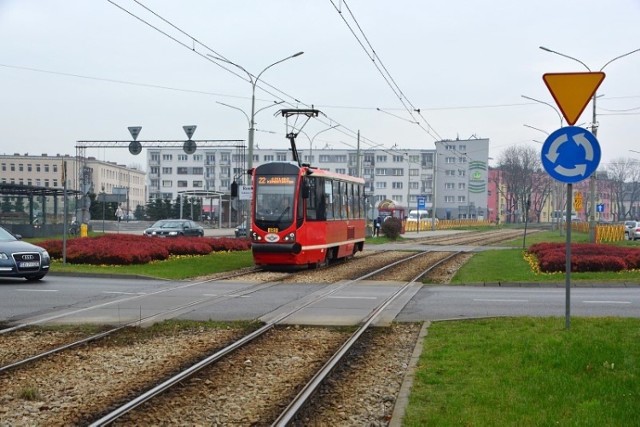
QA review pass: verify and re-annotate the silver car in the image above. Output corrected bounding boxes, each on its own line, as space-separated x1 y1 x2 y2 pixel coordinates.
624 220 640 240
0 225 50 281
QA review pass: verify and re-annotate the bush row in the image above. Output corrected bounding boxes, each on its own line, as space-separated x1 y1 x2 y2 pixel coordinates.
39 234 251 265
528 242 640 273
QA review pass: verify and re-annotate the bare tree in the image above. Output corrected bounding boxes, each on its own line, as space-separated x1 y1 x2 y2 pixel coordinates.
497 146 547 223
605 158 640 220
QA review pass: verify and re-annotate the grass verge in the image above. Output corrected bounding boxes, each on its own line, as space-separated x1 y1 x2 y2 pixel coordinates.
451 230 640 284
403 317 640 426
51 250 255 280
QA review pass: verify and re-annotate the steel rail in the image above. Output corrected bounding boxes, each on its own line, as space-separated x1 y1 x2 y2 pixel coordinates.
271 251 460 426
88 250 427 425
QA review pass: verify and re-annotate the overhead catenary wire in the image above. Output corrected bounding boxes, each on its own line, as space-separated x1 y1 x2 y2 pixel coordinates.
328 0 442 141
106 0 397 153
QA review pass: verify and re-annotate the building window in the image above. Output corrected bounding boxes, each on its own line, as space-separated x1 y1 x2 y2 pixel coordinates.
458 170 466 177
44 165 50 172
177 180 188 187
162 154 173 161
193 180 203 188
393 155 404 162
376 155 387 163
10 164 15 171
264 155 274 162
392 182 403 189
458 157 467 163
445 144 455 150
178 154 188 161
335 168 346 174
162 167 172 174
459 182 466 190
151 153 160 161
192 167 203 175
445 170 455 176
444 196 455 203
193 154 203 162
391 168 404 176
162 180 172 187
445 182 455 190
458 144 466 151
445 157 456 164
458 195 466 203
375 181 387 189
19 164 23 172
177 167 188 175
375 168 388 176
150 166 159 174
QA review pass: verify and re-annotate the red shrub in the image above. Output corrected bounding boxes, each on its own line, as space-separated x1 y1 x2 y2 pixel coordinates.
529 242 640 273
38 234 251 265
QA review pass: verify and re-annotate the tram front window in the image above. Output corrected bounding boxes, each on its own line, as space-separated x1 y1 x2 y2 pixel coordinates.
254 178 296 230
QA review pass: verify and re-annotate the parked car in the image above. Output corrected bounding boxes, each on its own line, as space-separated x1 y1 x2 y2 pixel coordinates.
624 220 640 240
235 221 248 238
143 219 204 237
0 225 50 281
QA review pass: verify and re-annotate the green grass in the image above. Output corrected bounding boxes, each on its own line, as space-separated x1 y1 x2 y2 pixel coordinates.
51 251 255 280
403 317 640 426
449 230 640 284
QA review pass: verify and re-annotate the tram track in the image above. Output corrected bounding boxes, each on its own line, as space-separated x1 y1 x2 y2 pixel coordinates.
87 250 454 426
0 249 447 425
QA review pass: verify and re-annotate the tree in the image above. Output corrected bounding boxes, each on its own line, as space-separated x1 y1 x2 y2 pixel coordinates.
497 146 547 223
605 158 640 220
1 196 12 213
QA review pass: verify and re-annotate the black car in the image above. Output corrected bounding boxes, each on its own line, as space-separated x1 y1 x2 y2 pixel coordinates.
0 225 50 281
234 221 248 238
143 219 204 237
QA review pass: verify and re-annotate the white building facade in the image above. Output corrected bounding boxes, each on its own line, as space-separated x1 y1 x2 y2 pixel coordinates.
145 137 490 220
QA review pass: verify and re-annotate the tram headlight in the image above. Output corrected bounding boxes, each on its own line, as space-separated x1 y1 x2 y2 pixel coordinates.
251 231 261 241
283 232 296 242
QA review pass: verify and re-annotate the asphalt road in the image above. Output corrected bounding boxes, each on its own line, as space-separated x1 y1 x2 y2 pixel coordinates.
1 274 638 328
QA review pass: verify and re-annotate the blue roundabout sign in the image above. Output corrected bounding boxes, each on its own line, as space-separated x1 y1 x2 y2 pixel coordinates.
541 126 601 184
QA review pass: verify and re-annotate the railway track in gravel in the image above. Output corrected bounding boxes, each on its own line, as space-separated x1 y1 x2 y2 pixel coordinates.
0 250 453 426
405 227 540 247
91 250 459 426
0 251 394 372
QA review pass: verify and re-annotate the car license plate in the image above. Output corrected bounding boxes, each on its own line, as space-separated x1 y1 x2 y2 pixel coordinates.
20 261 40 268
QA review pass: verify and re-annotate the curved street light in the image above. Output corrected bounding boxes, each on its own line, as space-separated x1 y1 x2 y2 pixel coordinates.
539 46 640 241
521 94 563 127
207 52 304 169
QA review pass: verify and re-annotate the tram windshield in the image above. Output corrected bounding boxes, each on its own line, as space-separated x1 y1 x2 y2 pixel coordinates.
254 174 297 230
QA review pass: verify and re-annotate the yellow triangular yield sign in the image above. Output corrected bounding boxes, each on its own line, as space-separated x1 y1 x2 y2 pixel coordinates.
543 72 605 125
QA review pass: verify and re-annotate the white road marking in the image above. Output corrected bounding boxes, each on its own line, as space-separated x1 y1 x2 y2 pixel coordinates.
17 289 59 292
202 294 250 298
103 291 146 295
582 300 631 304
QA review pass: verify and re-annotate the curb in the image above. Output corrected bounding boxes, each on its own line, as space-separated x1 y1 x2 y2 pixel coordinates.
389 321 430 426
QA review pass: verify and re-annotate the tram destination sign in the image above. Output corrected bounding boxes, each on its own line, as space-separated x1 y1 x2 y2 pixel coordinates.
258 176 296 185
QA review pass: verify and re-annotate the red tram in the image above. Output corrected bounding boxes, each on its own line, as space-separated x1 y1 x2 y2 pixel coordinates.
250 162 366 268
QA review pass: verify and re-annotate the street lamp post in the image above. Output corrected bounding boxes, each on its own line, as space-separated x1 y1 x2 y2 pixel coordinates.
207 52 304 170
540 46 640 242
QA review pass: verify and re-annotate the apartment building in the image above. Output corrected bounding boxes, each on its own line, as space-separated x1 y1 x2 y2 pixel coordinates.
146 137 490 220
0 153 146 219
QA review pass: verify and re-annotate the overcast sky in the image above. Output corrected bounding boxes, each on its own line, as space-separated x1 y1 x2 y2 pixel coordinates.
1 0 639 171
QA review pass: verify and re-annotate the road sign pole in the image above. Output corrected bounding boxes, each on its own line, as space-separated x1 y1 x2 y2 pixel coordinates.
565 183 572 330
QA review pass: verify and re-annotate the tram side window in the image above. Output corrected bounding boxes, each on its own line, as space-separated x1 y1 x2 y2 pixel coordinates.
306 177 318 220
350 183 357 219
325 180 334 219
358 184 365 218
